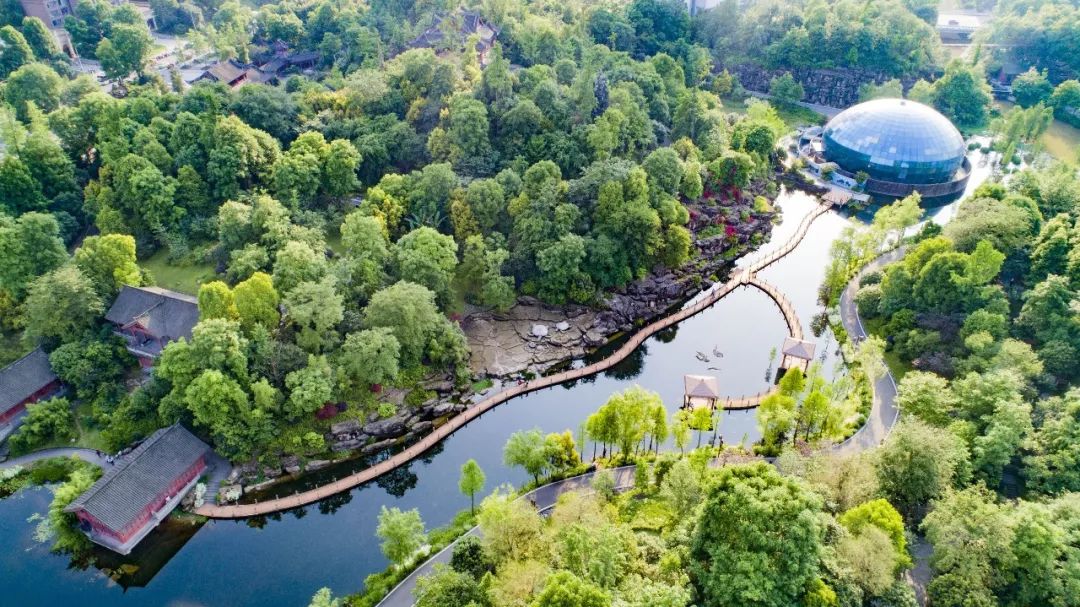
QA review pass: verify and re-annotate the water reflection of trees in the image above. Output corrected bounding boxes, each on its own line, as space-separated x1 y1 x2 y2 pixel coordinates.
655 326 679 343
318 491 353 515
376 466 418 498
604 343 647 380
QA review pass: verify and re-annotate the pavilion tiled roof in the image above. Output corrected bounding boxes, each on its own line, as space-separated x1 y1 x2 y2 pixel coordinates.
204 60 248 84
0 348 58 415
105 286 199 342
782 337 817 360
684 374 721 399
65 425 210 533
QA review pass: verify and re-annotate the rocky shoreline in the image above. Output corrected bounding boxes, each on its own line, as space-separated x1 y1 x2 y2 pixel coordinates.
222 194 778 495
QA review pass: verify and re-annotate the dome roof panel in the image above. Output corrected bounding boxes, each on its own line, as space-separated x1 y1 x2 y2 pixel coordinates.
822 98 967 184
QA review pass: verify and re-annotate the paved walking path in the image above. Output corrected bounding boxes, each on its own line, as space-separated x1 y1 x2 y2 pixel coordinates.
376 240 909 607
832 247 906 455
0 447 110 470
195 204 832 519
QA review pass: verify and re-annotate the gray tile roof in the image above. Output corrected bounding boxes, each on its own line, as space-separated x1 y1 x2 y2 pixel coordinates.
105 286 199 342
66 425 210 533
0 348 58 415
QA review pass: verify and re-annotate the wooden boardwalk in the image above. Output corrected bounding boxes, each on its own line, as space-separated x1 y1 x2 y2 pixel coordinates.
195 203 831 519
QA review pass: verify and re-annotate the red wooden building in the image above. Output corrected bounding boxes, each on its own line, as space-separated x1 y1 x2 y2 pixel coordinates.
0 347 61 427
65 424 211 555
105 286 199 369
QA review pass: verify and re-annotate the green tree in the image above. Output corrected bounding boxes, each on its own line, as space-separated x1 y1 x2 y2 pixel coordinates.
0 26 34 78
72 234 141 300
49 339 131 401
198 281 238 320
456 235 515 312
394 227 458 305
1012 68 1053 108
363 281 446 367
659 457 701 517
931 60 992 130
504 428 550 484
376 505 427 567
459 458 486 514
768 72 804 106
272 241 327 295
0 212 67 301
921 485 1011 607
181 369 272 459
449 535 494 579
0 156 45 215
415 565 490 607
282 278 344 353
96 23 153 80
284 354 334 418
875 419 969 520
838 499 911 570
689 463 825 607
8 397 73 454
895 371 956 427
23 266 104 341
707 150 754 190
307 588 339 607
477 488 544 563
532 570 610 607
337 328 400 396
323 139 361 199
1026 390 1080 494
233 271 280 331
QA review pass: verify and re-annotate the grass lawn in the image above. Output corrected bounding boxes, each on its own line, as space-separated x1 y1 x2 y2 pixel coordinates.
140 249 217 295
72 401 110 452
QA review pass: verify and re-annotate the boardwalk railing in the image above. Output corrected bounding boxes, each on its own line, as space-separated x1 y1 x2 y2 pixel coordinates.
194 204 832 519
746 277 803 341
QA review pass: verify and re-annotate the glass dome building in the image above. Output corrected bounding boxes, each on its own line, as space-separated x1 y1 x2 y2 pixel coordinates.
812 98 971 202
822 98 966 183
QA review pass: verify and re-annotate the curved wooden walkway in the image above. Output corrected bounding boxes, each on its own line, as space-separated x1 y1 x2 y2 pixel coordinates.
195 203 831 518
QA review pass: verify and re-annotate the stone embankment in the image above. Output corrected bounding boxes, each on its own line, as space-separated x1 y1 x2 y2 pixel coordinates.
727 64 922 109
464 198 775 377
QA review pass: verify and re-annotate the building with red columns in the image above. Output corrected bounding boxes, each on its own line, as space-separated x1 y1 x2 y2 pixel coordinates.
0 348 61 428
105 286 199 369
65 424 211 555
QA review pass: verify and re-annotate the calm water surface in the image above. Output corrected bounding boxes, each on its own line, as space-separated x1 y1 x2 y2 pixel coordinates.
0 189 918 607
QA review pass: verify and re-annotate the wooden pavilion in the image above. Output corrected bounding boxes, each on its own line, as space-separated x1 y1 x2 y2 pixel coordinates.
684 374 720 410
778 337 817 379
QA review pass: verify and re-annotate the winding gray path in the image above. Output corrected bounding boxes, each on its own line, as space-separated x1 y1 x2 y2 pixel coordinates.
376 244 910 607
0 447 110 470
832 246 906 455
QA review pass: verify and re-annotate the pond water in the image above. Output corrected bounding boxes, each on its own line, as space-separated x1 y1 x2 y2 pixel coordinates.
0 190 894 607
